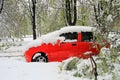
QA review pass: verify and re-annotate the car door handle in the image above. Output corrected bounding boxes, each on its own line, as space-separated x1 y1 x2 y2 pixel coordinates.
72 43 76 46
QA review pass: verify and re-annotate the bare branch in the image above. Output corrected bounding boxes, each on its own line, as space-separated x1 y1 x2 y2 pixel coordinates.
90 57 98 80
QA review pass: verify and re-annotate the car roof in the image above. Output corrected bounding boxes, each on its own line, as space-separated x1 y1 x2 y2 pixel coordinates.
59 26 96 34
45 26 96 37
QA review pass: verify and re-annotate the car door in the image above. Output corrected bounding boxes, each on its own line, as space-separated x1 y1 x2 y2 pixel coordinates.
77 32 93 58
58 32 79 61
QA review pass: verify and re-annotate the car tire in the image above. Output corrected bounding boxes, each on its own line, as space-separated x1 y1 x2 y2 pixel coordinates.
32 53 48 62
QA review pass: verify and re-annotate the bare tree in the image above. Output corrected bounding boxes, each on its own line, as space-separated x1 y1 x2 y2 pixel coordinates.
30 0 37 40
65 0 77 26
92 0 120 32
0 0 4 14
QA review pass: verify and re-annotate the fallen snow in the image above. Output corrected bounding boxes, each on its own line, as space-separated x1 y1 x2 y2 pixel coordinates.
107 14 113 22
59 26 96 34
0 26 119 80
0 58 60 80
0 57 83 80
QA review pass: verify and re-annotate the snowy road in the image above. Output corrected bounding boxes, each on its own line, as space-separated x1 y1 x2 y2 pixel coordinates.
0 51 59 80
0 58 60 80
0 39 81 80
0 52 80 80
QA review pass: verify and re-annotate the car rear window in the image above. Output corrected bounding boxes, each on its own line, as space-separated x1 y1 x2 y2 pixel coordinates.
82 32 93 42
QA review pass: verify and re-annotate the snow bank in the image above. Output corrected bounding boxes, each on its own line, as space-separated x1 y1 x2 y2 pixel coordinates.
0 58 61 80
60 54 120 80
0 58 82 80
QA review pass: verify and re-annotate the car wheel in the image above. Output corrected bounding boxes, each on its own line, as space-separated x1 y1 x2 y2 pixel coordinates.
32 53 48 62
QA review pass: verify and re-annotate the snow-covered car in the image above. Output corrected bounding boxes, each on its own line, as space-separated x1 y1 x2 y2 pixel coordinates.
24 26 101 62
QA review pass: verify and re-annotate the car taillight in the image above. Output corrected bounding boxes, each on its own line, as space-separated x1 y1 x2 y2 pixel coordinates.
90 42 100 49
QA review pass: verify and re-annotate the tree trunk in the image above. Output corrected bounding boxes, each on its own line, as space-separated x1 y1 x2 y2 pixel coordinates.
65 0 77 26
32 0 37 40
0 0 4 14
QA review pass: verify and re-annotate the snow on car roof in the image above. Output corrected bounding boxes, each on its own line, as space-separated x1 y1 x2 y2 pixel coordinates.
59 26 96 34
45 26 96 37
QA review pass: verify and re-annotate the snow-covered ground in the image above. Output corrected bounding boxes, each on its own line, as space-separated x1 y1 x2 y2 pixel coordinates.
0 28 120 80
0 40 119 80
0 58 61 80
0 38 82 80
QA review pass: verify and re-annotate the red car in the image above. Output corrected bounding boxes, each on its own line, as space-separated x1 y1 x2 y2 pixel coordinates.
24 26 101 62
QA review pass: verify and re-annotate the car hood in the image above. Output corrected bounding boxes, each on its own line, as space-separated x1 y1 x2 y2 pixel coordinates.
24 35 65 52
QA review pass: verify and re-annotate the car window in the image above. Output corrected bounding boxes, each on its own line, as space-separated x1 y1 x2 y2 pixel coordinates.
82 32 93 42
60 32 78 41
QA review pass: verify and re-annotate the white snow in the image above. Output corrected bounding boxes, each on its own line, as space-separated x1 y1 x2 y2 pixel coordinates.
0 58 60 80
0 26 119 80
59 26 96 33
0 56 82 80
0 38 81 80
107 14 113 22
84 51 92 55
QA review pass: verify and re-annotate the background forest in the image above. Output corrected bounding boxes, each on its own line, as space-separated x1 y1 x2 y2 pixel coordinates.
0 0 120 39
